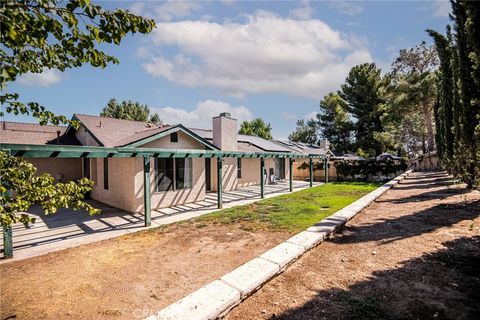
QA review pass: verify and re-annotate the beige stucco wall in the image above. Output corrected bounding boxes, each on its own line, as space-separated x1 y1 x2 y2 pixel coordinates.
136 131 208 212
75 124 99 146
210 158 238 192
89 158 138 213
26 158 83 183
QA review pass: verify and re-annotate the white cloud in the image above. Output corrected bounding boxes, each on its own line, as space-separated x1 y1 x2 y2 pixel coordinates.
281 112 297 121
289 1 314 20
155 0 202 22
329 1 363 16
433 0 450 17
153 100 254 129
129 0 202 22
16 69 64 87
142 11 373 99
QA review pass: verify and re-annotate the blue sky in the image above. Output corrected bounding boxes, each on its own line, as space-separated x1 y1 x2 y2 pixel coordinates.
6 0 450 139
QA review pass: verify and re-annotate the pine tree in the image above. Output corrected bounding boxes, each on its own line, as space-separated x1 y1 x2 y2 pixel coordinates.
339 63 385 157
318 93 353 153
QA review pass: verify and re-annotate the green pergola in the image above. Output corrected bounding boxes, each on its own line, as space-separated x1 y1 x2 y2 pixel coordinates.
1 143 328 258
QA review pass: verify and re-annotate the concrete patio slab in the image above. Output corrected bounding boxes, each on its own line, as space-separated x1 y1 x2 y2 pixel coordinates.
1 180 319 262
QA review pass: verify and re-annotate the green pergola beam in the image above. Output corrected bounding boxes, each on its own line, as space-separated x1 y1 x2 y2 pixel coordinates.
289 158 293 192
260 158 265 198
309 158 313 187
324 158 329 183
217 157 223 209
143 156 151 227
1 143 326 160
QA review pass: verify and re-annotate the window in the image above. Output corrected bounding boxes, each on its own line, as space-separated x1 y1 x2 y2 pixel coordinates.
103 158 109 190
155 158 174 192
170 132 178 143
155 158 192 191
237 158 242 179
175 158 192 189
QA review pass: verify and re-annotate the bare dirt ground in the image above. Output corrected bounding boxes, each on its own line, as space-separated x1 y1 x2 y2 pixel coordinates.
226 172 480 320
0 223 290 319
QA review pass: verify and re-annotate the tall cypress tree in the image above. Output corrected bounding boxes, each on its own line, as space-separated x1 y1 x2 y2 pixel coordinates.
428 0 480 188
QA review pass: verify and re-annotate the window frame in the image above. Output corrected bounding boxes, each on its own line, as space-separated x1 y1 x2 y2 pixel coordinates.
103 158 109 190
237 158 242 179
154 157 193 193
170 132 178 143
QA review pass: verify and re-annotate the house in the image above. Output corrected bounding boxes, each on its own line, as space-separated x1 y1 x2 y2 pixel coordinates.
273 140 336 181
1 113 329 214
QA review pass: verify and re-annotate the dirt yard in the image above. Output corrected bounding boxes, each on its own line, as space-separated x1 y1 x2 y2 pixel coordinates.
226 172 480 320
0 223 290 319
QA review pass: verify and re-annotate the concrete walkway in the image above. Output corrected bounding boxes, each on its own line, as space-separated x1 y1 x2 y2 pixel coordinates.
1 180 320 262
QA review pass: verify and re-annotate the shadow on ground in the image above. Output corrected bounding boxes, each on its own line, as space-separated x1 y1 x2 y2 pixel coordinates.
333 199 479 245
272 236 480 320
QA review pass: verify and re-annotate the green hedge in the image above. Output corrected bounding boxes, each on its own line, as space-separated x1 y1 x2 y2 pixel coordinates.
334 160 407 181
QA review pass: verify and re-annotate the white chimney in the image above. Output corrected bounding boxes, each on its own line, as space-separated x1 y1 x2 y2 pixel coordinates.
319 139 330 149
212 112 238 151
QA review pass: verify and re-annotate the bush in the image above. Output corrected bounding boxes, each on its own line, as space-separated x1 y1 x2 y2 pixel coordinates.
334 159 407 181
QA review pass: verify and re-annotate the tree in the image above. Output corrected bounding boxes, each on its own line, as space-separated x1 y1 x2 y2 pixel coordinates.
239 118 273 140
318 93 353 153
427 0 480 188
288 119 319 144
100 99 162 124
1 0 155 125
149 112 162 125
0 0 155 257
380 42 439 157
339 63 386 157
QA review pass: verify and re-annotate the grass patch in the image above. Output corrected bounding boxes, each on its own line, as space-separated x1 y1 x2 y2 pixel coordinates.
337 292 388 320
194 182 380 233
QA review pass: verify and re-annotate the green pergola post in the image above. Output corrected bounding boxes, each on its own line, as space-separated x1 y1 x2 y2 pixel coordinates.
324 158 329 183
2 225 13 259
289 158 293 192
309 157 313 187
143 156 151 227
260 157 265 198
217 157 223 209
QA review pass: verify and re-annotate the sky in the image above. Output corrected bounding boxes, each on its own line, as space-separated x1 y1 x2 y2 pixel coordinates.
6 0 451 139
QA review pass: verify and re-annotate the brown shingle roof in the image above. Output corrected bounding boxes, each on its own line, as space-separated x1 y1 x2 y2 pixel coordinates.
73 114 167 147
0 121 80 145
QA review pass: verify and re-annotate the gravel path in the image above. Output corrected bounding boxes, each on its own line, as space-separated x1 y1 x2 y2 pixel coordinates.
226 172 480 320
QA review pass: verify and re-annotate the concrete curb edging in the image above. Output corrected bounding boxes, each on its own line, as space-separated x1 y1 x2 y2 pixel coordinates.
147 170 412 320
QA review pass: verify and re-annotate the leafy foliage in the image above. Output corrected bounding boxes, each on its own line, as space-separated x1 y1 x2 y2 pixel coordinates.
239 118 273 140
339 63 386 157
100 98 162 124
318 93 353 153
334 160 407 181
0 0 155 126
427 0 480 188
288 119 319 144
379 42 439 157
1 152 100 227
0 0 154 231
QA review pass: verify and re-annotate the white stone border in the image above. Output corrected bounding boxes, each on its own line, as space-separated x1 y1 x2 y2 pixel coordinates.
146 170 412 320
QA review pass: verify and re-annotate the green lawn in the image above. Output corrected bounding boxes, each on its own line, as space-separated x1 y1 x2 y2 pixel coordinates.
194 182 380 233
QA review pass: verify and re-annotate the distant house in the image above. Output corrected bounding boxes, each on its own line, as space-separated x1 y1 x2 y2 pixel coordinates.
1 113 330 213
